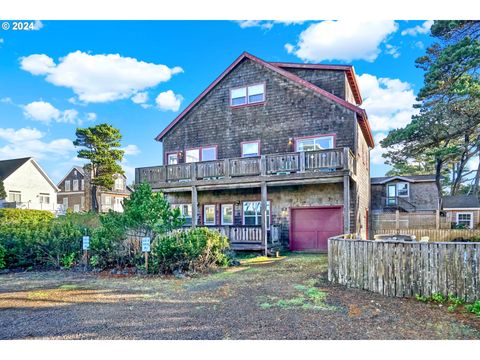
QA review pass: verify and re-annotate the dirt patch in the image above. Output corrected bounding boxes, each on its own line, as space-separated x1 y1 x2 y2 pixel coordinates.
0 253 479 339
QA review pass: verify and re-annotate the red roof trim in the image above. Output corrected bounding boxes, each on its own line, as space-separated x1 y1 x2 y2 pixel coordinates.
155 52 374 148
270 62 363 105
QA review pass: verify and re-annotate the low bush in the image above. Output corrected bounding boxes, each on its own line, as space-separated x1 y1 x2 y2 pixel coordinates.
465 300 480 317
0 243 6 269
152 227 230 274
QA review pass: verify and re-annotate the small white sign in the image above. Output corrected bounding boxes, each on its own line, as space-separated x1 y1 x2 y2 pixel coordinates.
142 237 151 252
82 236 90 250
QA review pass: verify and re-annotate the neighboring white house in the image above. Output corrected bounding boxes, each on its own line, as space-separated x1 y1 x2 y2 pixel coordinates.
0 157 60 214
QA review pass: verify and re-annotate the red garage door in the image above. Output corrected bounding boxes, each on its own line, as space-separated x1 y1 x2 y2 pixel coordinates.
290 207 343 252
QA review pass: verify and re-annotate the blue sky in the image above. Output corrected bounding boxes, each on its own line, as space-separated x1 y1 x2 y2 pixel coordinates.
0 20 435 183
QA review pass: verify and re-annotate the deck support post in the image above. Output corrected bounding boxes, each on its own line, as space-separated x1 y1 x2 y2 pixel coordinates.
261 181 268 256
192 185 198 228
343 174 350 234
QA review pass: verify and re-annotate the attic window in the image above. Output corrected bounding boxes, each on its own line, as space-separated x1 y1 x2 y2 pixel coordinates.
230 84 265 106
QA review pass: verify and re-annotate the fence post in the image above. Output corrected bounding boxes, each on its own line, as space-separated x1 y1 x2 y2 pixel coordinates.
436 209 440 229
395 210 400 232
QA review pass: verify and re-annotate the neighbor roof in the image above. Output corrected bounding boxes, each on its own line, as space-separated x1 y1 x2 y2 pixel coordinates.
154 52 374 148
371 175 437 184
0 157 31 181
443 195 480 209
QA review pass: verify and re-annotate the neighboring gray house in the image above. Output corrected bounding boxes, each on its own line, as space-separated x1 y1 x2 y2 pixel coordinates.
371 175 439 213
443 195 480 229
136 51 374 251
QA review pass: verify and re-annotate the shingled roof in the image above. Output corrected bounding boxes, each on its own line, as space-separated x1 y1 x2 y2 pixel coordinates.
371 175 437 184
0 157 31 181
443 195 480 209
154 52 374 148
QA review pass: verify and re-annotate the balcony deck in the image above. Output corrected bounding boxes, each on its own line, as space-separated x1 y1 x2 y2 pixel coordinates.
136 148 356 191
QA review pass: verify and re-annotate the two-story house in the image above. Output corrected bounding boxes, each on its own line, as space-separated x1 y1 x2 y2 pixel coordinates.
371 175 439 213
136 52 374 252
57 166 131 213
0 157 60 213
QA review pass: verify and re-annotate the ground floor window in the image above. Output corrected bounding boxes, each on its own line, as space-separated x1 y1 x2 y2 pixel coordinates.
39 193 50 204
456 212 473 229
8 191 21 203
173 204 193 226
243 201 270 229
221 204 234 225
203 204 216 225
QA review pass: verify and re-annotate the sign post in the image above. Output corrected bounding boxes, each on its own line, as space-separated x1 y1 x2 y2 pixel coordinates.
141 237 151 273
82 235 90 266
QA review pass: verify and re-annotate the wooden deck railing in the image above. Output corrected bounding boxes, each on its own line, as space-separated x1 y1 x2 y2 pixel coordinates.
136 148 355 186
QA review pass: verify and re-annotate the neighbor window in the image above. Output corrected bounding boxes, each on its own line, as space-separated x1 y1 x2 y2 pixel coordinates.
296 135 334 152
114 178 124 190
456 213 473 229
73 204 80 213
8 191 21 203
201 147 217 161
105 196 112 205
241 141 260 157
185 148 200 163
65 180 71 191
203 205 216 225
230 84 265 106
63 197 68 208
81 179 85 190
73 179 79 191
221 204 234 225
39 193 50 204
396 182 409 197
243 201 270 229
175 204 192 226
167 153 179 165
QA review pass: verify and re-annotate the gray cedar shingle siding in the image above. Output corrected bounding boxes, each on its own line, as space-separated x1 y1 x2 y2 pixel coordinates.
162 58 357 160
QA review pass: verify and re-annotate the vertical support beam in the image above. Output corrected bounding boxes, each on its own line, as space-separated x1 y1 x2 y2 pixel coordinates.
224 158 230 178
261 181 268 256
395 210 400 232
191 185 198 228
260 155 267 176
343 174 350 235
343 147 349 171
299 152 306 172
436 209 440 229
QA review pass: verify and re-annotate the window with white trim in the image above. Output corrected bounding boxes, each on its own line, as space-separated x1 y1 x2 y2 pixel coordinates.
73 204 80 213
114 178 124 190
81 179 84 190
39 193 50 204
173 204 193 226
63 197 68 208
243 201 270 229
221 204 234 225
396 182 409 197
203 204 216 225
230 84 265 106
241 141 260 157
296 135 334 151
185 148 200 163
456 212 473 229
8 191 21 202
105 195 112 205
73 179 79 191
167 153 179 165
65 180 71 191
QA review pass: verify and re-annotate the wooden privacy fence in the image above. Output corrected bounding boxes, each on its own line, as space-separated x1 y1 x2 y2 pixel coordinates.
328 236 480 302
373 228 480 242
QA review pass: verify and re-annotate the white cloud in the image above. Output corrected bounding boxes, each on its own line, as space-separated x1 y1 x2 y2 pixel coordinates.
284 43 294 54
131 91 148 104
287 20 398 62
33 20 44 31
385 44 400 59
0 127 75 160
237 20 303 30
122 144 141 156
23 101 61 123
370 132 388 165
0 97 13 104
23 100 94 125
20 51 183 103
415 41 425 49
401 20 433 36
357 73 419 132
155 90 183 112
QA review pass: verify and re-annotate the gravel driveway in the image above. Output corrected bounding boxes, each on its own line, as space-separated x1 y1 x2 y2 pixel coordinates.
1 253 479 340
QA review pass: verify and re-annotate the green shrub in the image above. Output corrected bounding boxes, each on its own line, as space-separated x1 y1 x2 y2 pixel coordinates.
152 227 229 274
0 243 6 269
60 252 76 269
465 300 480 316
0 208 54 225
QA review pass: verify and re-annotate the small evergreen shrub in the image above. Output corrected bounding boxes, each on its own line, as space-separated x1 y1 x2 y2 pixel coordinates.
152 227 229 274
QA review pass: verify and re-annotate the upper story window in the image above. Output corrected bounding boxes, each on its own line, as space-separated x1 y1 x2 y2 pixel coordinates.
65 180 71 191
73 179 79 191
8 191 21 203
201 146 217 161
185 146 217 163
241 141 260 157
167 153 179 165
81 179 85 190
114 178 124 191
296 135 334 152
230 84 265 107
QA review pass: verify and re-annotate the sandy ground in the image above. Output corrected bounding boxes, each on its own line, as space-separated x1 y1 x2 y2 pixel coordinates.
0 253 479 340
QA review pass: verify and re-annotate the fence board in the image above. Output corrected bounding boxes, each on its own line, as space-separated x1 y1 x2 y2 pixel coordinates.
373 228 480 242
328 237 480 301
